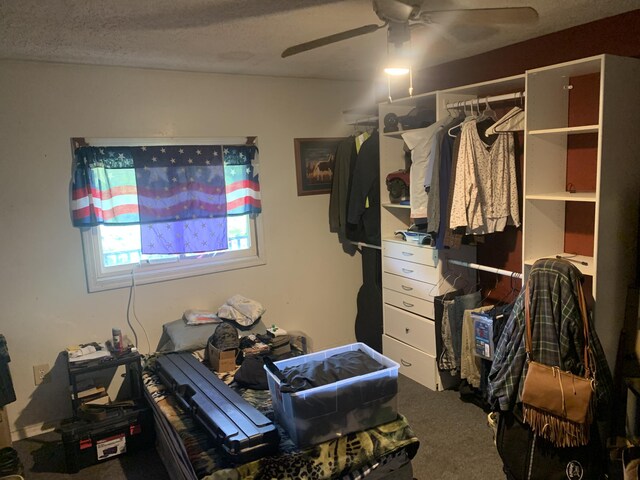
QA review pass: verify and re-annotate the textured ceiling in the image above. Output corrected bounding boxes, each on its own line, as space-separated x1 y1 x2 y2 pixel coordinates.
1 0 639 81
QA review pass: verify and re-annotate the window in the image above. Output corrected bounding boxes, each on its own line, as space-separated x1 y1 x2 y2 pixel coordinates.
73 138 265 292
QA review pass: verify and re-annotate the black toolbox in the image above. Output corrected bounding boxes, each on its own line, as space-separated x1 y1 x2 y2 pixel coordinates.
59 405 154 473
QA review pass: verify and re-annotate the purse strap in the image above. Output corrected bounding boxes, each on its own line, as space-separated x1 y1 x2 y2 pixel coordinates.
524 277 591 377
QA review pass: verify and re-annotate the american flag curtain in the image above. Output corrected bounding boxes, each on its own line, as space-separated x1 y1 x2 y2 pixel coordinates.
71 144 261 255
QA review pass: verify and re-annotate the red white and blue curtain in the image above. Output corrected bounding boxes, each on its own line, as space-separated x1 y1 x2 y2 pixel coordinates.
71 144 260 255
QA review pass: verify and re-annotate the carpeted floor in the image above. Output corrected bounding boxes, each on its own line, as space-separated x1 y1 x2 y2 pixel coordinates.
397 374 504 479
10 374 503 479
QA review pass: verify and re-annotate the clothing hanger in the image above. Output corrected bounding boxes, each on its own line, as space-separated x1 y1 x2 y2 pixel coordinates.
448 100 476 137
479 272 500 305
430 270 466 297
429 271 455 297
477 97 497 122
475 96 499 143
493 272 520 306
485 107 524 135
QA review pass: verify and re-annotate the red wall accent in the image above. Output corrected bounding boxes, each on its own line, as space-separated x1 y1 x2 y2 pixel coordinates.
414 10 640 94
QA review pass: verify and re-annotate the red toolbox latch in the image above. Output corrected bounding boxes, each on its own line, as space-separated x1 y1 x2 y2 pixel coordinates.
79 438 93 450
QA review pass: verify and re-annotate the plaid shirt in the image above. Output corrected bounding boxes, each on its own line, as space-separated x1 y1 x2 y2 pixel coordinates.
488 258 613 416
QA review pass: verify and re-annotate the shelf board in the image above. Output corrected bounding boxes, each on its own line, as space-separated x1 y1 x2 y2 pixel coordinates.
525 191 596 202
382 202 411 209
524 254 594 277
382 125 431 139
528 125 599 135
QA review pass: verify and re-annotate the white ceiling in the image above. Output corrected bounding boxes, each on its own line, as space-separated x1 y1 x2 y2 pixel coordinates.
1 0 638 81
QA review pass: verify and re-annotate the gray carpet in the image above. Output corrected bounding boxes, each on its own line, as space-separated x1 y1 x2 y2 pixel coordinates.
397 374 504 479
11 374 504 479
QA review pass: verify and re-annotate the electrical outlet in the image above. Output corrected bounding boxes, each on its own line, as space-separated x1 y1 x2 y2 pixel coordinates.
33 363 50 385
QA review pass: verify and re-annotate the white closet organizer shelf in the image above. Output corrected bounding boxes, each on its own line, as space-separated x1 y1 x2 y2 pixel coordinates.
382 126 430 139
522 54 640 372
524 254 594 277
525 192 596 202
377 55 640 388
528 125 599 135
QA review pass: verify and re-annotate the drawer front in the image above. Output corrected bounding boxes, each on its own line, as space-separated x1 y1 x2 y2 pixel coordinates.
383 304 435 355
383 257 439 284
383 288 434 319
383 272 436 301
383 335 439 391
383 240 438 267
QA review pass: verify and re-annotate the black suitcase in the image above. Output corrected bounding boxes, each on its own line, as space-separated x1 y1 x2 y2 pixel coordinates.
156 352 279 463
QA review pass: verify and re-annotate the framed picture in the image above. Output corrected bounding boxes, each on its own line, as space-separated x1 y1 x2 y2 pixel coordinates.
294 137 344 196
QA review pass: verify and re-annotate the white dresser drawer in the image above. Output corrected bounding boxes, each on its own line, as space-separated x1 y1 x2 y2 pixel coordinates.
383 304 436 355
383 288 434 319
383 272 436 301
383 257 439 284
383 335 439 391
383 240 438 267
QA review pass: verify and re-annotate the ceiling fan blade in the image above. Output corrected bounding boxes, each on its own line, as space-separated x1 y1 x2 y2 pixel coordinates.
282 23 385 58
420 7 539 25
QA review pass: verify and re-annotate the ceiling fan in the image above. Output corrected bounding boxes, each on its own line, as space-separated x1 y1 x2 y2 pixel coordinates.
281 0 539 58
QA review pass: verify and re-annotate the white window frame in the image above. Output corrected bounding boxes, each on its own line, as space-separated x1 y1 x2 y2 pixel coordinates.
77 137 266 292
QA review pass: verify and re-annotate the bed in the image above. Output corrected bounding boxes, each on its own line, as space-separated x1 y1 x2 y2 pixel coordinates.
142 321 419 480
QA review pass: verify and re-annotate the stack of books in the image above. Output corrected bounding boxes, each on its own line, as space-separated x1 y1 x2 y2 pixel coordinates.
73 380 111 406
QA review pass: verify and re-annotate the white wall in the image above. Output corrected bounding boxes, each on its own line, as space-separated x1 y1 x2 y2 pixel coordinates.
0 61 370 438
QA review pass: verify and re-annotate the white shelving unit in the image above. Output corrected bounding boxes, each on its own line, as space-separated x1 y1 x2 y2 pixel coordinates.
378 75 524 390
376 55 640 387
523 54 640 369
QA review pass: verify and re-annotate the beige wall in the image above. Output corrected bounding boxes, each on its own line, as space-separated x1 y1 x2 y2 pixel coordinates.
0 61 369 438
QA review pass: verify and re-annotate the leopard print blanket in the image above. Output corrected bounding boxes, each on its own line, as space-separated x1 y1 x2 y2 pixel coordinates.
143 353 419 480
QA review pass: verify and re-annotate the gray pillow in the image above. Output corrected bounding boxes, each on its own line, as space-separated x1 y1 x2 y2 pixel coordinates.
156 318 267 352
156 319 220 352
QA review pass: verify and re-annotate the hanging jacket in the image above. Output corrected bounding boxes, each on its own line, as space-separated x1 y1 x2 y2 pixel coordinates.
488 258 612 418
346 131 380 245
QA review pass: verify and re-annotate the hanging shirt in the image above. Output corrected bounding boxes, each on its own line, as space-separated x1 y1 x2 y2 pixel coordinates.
402 117 450 219
329 136 356 236
460 305 494 388
450 121 520 234
355 131 370 153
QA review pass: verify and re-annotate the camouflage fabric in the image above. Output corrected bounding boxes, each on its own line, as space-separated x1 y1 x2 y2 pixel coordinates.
143 354 419 480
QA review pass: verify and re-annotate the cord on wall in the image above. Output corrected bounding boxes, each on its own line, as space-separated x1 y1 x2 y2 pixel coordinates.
127 267 151 355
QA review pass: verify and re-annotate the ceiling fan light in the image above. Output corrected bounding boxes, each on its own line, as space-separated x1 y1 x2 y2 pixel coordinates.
384 66 410 76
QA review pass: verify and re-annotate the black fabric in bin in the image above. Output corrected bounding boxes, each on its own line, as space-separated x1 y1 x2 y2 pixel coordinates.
280 350 385 392
279 350 396 419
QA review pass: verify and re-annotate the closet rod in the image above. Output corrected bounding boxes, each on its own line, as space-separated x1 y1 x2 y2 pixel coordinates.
445 91 525 110
350 241 382 251
448 259 522 279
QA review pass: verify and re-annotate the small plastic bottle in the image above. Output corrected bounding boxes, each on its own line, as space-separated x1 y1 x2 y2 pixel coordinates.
112 328 123 352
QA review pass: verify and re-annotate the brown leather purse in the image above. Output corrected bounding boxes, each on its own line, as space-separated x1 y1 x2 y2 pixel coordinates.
521 279 595 448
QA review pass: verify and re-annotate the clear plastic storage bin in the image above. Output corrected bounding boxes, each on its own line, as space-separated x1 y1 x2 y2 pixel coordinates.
264 342 399 447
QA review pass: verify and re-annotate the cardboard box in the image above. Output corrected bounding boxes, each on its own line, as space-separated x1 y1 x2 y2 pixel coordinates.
208 345 237 372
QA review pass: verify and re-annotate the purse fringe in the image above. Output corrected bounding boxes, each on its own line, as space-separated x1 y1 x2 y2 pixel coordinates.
523 403 593 448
